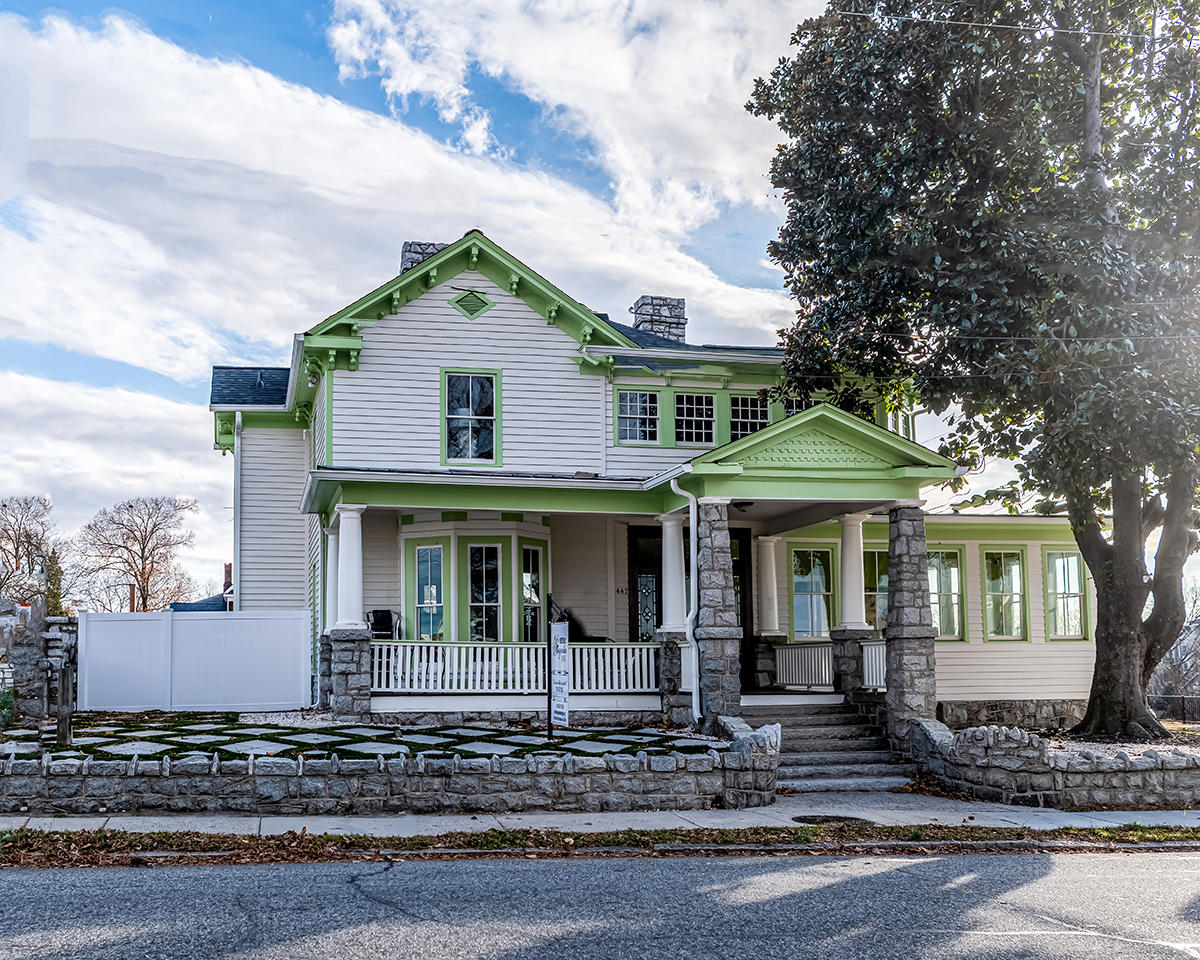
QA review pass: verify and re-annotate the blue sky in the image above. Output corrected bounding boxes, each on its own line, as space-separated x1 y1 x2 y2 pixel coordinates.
0 0 830 585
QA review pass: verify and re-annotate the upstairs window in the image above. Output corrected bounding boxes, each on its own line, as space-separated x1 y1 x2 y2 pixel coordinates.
617 391 659 442
446 373 496 462
730 395 769 441
675 393 715 445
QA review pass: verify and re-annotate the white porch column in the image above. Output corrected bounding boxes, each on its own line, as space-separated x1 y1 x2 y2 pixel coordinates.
334 504 367 630
323 526 339 631
837 512 872 630
658 512 686 632
756 536 781 634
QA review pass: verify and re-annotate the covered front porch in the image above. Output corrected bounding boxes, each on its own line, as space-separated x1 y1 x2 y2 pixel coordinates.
306 404 957 727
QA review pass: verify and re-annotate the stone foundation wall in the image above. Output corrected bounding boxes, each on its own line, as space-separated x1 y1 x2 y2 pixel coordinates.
910 718 1200 810
938 699 1088 732
0 719 780 815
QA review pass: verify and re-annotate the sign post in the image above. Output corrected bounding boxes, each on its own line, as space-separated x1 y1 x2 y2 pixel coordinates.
548 621 570 737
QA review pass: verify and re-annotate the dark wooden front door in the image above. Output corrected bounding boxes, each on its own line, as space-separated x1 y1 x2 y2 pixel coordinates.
627 526 663 644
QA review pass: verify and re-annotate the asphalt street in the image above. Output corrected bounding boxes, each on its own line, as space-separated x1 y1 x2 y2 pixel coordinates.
2 853 1200 959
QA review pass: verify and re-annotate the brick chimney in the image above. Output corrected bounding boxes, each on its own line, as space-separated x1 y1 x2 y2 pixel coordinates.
399 241 448 274
630 296 687 343
223 563 233 592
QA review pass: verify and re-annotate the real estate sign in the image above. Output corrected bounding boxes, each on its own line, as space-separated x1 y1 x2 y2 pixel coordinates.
549 621 570 729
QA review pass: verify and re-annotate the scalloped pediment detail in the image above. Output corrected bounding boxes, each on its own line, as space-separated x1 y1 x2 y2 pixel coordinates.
730 429 892 469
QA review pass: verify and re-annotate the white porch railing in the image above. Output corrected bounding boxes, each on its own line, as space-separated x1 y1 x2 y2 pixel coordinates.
862 639 887 689
774 642 833 687
371 641 659 695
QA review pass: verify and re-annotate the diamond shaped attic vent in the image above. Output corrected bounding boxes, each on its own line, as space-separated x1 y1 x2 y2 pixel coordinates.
450 289 494 320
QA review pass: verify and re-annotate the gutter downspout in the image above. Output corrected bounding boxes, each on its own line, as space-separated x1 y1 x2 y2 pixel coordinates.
670 473 702 724
232 412 243 611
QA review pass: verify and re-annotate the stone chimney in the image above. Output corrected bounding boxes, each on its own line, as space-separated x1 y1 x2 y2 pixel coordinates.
630 296 687 343
399 241 448 274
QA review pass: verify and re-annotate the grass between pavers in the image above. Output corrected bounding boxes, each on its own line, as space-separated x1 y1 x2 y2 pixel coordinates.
0 711 721 761
3 823 1200 868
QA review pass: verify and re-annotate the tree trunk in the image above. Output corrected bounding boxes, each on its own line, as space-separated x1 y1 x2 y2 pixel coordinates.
1072 576 1168 740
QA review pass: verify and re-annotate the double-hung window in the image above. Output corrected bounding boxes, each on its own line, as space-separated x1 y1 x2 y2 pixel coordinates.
730 395 769 441
1046 551 1086 639
675 393 715 445
863 550 889 631
792 548 833 638
468 544 502 642
446 373 496 462
521 546 544 644
414 545 444 642
984 550 1026 640
927 550 963 639
617 391 659 442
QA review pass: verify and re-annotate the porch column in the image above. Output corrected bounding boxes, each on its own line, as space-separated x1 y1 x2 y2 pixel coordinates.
323 526 339 631
658 512 686 632
756 536 780 635
884 502 937 751
831 512 873 694
694 497 742 729
330 504 371 721
334 505 366 630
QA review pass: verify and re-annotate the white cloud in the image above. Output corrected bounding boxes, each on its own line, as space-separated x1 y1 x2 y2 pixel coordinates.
0 371 232 587
326 0 818 234
1 12 798 385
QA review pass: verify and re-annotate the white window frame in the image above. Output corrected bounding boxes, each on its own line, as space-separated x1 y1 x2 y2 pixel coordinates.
675 392 715 446
617 390 660 443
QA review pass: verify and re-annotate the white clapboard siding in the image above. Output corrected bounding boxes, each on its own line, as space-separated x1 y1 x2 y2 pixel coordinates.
772 532 1097 700
239 427 309 610
363 509 400 613
331 270 606 474
547 515 626 641
311 375 326 467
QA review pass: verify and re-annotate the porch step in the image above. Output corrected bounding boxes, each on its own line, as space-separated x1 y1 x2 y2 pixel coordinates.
770 713 874 728
741 703 850 718
778 775 913 793
777 736 890 753
779 749 895 766
778 762 915 781
777 723 883 741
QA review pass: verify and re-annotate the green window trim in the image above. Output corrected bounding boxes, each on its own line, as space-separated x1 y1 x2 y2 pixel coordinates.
449 287 495 320
457 535 514 643
786 541 839 641
614 387 664 446
926 543 969 642
403 536 451 643
518 536 549 644
980 544 1032 642
440 367 503 467
1042 545 1093 642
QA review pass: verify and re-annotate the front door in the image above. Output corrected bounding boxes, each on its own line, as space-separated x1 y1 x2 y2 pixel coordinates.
627 526 663 644
729 528 757 690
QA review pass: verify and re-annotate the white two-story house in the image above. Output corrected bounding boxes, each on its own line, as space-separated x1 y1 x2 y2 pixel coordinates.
210 230 1096 735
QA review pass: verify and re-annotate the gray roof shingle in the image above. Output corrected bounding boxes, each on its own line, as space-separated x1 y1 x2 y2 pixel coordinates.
210 367 290 407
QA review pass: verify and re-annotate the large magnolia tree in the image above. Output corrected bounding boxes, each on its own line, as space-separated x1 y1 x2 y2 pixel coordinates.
749 0 1200 737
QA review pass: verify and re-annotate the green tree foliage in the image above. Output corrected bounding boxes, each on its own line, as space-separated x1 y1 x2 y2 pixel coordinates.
749 0 1200 738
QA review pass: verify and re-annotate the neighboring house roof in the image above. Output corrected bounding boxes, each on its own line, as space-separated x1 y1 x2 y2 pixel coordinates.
211 366 290 407
169 594 229 612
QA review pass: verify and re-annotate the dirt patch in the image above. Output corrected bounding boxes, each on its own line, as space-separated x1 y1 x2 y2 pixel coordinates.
1047 731 1200 758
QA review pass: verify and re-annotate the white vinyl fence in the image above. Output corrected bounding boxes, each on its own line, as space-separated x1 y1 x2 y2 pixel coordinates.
79 609 311 711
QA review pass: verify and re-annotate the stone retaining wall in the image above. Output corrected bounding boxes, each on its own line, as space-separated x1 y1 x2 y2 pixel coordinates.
911 718 1200 810
0 718 780 816
369 709 665 729
938 699 1088 732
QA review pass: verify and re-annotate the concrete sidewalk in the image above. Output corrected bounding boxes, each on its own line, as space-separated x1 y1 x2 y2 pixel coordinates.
2 792 1199 838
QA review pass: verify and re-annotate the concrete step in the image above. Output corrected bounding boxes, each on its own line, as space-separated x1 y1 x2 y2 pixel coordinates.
741 703 850 718
778 775 913 793
761 713 868 727
779 749 896 766
778 724 883 741
777 736 890 752
778 762 915 780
